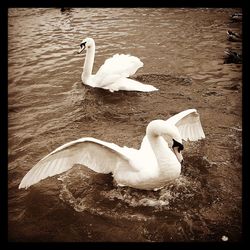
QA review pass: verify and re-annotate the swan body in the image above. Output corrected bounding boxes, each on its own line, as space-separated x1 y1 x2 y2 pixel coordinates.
19 109 205 190
78 37 158 92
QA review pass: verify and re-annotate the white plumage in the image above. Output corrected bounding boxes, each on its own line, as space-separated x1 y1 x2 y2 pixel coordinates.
166 109 205 141
19 109 205 190
78 37 158 92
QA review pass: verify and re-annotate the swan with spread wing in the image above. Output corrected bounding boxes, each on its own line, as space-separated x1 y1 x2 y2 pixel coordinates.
19 109 205 190
77 37 158 92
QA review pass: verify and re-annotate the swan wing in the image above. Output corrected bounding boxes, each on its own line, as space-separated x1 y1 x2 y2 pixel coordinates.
96 54 143 80
93 54 158 92
166 109 205 141
19 137 136 189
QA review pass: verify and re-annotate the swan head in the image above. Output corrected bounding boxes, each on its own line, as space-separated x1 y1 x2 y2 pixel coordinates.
162 124 184 164
172 139 184 164
78 37 95 54
146 120 184 164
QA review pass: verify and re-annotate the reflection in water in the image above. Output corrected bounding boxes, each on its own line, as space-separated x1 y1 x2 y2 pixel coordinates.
8 8 242 242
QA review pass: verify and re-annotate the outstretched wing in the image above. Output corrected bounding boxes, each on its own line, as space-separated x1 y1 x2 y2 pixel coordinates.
19 137 134 189
166 109 205 141
96 54 143 80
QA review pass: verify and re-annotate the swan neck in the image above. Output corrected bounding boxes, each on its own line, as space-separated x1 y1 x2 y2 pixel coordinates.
146 120 167 138
146 120 181 142
146 121 171 160
82 44 95 82
146 120 181 173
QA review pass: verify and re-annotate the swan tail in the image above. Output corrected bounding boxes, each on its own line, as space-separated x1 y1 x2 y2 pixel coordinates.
107 78 158 92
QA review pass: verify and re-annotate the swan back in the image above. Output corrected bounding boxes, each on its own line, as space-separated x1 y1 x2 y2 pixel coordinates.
96 54 143 79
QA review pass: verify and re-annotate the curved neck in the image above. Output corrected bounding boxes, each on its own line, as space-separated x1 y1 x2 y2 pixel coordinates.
146 120 181 143
146 120 181 173
82 44 95 83
146 120 169 138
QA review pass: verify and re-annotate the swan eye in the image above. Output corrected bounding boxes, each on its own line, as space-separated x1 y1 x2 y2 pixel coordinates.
172 139 184 152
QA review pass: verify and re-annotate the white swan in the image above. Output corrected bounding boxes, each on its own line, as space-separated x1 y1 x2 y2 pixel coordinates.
77 37 158 92
19 109 205 190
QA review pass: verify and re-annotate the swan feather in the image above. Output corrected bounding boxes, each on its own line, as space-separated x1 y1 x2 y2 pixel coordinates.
96 54 143 79
19 137 138 189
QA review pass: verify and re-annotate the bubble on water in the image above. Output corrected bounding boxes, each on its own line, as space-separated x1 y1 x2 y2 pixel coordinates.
59 181 149 221
57 160 210 221
221 235 228 241
100 188 170 209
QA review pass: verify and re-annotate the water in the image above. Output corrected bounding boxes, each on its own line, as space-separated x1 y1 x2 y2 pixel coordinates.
8 8 242 242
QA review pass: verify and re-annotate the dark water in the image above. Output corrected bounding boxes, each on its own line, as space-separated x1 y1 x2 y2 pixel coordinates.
8 8 242 242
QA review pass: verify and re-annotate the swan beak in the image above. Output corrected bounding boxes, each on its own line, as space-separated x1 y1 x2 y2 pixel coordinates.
173 147 183 164
78 42 86 54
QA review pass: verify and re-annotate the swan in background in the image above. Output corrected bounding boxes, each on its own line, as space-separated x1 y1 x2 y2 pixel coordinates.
224 49 242 64
230 13 242 22
77 37 158 92
19 109 205 191
227 30 242 42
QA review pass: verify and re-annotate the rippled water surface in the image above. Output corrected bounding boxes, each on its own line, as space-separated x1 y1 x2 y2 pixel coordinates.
8 8 242 242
